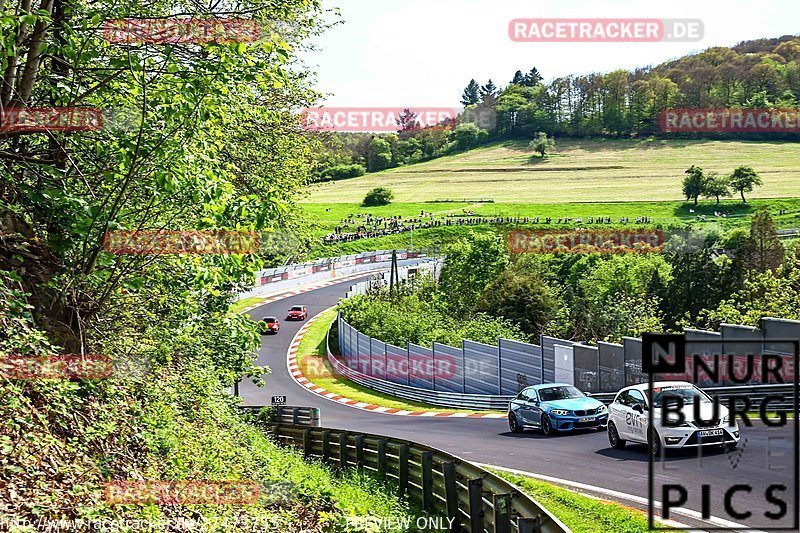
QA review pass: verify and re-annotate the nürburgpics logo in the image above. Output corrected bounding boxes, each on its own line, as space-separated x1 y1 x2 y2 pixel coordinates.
508 18 703 42
642 333 799 530
299 107 458 133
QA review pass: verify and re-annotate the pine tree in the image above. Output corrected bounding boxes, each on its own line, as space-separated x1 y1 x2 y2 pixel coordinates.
523 67 543 87
480 79 498 98
511 70 524 85
460 79 480 107
743 209 784 273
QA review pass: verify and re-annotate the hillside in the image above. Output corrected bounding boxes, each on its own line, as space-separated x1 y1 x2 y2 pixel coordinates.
307 138 800 204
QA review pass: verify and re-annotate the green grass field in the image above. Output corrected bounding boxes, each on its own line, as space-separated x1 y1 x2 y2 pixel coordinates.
307 138 800 204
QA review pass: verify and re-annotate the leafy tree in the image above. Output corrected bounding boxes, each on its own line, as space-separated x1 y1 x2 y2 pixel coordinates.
729 166 763 203
438 232 508 317
511 70 525 85
529 132 555 157
396 108 419 132
366 137 393 171
702 173 732 204
682 165 706 205
451 122 488 150
478 265 557 337
321 164 366 181
362 187 394 206
460 79 481 106
742 209 785 273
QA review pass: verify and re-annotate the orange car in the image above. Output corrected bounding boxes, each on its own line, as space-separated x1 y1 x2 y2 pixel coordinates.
260 316 280 334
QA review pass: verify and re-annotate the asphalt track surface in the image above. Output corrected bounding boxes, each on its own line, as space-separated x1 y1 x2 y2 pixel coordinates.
239 276 798 531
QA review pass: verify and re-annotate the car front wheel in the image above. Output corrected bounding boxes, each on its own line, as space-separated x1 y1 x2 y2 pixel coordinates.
508 413 523 433
541 414 556 437
649 428 662 457
608 422 626 449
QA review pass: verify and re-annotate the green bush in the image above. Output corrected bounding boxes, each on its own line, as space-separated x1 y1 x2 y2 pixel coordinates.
321 163 366 181
362 187 394 207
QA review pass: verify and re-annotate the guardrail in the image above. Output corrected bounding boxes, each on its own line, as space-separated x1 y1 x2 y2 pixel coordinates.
327 320 511 411
266 423 569 533
240 406 321 426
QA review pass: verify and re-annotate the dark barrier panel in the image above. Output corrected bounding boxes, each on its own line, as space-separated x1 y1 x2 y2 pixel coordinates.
761 318 800 356
499 338 543 395
573 344 600 393
622 336 646 386
370 339 387 380
463 340 500 395
540 336 570 383
385 343 409 385
408 343 435 390
598 341 624 393
684 329 723 387
433 342 464 393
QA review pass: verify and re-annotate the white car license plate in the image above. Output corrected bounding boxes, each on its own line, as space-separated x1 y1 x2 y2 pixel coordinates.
579 417 594 422
698 429 724 437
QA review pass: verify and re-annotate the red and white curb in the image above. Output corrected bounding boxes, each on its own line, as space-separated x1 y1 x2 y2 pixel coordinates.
286 311 506 419
238 272 377 314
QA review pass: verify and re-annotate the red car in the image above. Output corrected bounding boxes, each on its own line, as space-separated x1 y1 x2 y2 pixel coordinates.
287 305 308 320
260 316 280 334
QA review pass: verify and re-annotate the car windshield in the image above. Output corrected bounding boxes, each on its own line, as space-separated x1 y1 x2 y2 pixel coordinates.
652 386 710 407
290 306 303 311
539 386 584 402
264 317 277 323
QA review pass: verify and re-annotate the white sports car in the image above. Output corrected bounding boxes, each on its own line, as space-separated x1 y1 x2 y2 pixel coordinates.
607 381 740 455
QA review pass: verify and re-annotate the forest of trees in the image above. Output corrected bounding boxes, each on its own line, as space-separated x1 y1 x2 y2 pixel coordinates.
316 36 800 179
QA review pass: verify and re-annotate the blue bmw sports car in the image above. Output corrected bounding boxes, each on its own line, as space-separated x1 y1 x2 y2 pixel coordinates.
508 383 608 436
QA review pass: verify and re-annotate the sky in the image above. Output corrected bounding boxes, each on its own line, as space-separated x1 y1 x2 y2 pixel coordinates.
302 0 800 108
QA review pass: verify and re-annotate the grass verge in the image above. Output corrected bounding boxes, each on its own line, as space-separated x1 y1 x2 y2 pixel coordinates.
295 308 504 414
230 296 264 314
489 468 655 533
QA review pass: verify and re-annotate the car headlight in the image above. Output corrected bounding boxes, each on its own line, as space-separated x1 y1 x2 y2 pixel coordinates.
666 416 692 428
722 415 729 424
550 409 570 416
597 404 607 412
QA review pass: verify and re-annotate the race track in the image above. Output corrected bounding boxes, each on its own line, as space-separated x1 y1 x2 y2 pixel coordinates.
239 276 798 530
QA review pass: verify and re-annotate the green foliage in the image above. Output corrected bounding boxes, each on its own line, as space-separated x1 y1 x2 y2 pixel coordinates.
337 279 527 347
741 209 784 273
451 122 489 150
729 166 763 203
321 164 367 181
529 132 555 157
460 79 481 106
438 232 508 317
362 187 394 207
366 137 393 172
702 173 732 204
682 165 706 205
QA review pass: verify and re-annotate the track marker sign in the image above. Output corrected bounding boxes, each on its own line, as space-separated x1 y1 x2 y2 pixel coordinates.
271 395 286 405
642 333 799 531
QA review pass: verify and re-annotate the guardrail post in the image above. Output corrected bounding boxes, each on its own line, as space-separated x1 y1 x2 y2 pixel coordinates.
443 462 459 531
398 444 410 498
355 435 365 470
311 407 321 427
339 432 348 470
275 405 283 423
493 493 512 533
302 428 312 458
377 439 387 480
322 431 331 463
421 451 434 511
292 407 300 425
468 478 483 532
518 517 542 533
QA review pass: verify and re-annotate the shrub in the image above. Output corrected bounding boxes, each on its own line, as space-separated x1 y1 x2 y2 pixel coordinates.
321 164 366 181
362 187 394 207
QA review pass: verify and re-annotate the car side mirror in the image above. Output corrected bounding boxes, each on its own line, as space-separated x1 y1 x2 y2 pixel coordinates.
632 404 644 413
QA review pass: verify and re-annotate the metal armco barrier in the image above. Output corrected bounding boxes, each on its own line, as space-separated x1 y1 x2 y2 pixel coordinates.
241 406 321 426
267 423 570 533
327 324 510 410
